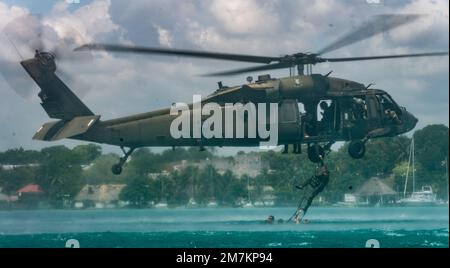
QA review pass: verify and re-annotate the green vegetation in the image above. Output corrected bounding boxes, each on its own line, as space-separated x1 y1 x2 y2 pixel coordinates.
0 124 448 207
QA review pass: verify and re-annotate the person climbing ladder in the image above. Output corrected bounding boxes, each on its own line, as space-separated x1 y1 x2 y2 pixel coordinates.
289 159 330 223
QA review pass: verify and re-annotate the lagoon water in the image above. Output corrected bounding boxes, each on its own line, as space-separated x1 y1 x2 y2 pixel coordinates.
0 207 448 248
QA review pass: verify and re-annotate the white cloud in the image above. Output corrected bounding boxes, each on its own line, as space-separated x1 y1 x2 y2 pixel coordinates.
0 2 29 30
388 0 449 47
46 0 121 43
209 0 279 34
289 0 356 39
155 25 173 47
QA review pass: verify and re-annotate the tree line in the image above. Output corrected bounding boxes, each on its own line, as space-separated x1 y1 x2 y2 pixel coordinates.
0 124 448 207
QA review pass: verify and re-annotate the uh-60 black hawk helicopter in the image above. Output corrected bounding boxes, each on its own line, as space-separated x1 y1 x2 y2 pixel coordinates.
3 14 448 175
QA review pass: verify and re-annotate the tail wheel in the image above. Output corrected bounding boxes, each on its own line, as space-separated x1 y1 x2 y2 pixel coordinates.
348 140 366 159
307 144 324 163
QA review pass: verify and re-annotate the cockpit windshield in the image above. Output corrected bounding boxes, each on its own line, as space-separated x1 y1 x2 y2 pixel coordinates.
378 93 401 115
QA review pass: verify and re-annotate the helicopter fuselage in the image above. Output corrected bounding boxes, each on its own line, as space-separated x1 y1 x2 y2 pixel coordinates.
73 73 418 149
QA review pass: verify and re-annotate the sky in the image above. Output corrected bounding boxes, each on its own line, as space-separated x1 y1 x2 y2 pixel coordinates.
0 0 448 155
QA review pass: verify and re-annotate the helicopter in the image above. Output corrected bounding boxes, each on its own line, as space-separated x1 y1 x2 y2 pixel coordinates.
2 14 448 175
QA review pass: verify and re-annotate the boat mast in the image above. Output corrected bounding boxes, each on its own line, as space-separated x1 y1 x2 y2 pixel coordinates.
191 172 195 203
247 176 251 203
161 175 165 201
446 156 449 203
412 137 415 193
403 138 413 197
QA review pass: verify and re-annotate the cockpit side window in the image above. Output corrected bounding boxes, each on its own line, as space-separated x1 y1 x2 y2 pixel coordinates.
366 96 379 119
377 94 402 125
377 94 401 115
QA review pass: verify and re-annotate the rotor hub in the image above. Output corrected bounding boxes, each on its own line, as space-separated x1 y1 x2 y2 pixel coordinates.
35 50 56 71
280 53 324 66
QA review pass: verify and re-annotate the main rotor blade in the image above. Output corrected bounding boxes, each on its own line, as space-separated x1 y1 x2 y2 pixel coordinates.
201 62 291 76
324 52 449 62
32 14 45 52
318 14 422 55
75 43 280 64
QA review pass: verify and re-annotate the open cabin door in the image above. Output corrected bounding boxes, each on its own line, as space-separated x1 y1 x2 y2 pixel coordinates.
278 99 302 143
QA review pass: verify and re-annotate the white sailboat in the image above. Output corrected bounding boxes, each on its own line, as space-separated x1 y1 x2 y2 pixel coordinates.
154 200 168 208
154 176 168 209
242 176 254 208
186 172 199 208
401 186 437 206
206 200 218 208
399 138 437 206
186 197 198 208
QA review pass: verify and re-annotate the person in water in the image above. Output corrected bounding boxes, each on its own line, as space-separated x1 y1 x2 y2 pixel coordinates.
293 160 330 223
265 216 287 224
265 215 275 224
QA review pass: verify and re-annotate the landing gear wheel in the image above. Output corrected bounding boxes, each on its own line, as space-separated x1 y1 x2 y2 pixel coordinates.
111 164 123 175
111 146 136 175
307 144 324 163
348 140 366 159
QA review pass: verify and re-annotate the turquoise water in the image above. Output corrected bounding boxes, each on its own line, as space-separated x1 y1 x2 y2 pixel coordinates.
0 207 448 248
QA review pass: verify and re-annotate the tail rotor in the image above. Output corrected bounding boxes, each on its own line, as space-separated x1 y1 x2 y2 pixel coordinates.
0 14 92 100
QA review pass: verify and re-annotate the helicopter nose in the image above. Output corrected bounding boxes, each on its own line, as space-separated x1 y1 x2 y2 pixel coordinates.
404 111 418 132
412 114 418 127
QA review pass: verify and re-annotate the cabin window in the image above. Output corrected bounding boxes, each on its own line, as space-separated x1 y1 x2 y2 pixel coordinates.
351 97 367 120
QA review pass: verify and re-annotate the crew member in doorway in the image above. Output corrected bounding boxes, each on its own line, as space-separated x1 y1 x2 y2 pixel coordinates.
319 101 334 133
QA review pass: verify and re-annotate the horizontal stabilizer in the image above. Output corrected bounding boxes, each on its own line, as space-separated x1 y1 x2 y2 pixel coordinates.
33 115 100 141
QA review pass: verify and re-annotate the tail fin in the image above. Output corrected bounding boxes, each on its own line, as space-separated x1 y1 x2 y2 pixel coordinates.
21 53 100 141
20 55 94 120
